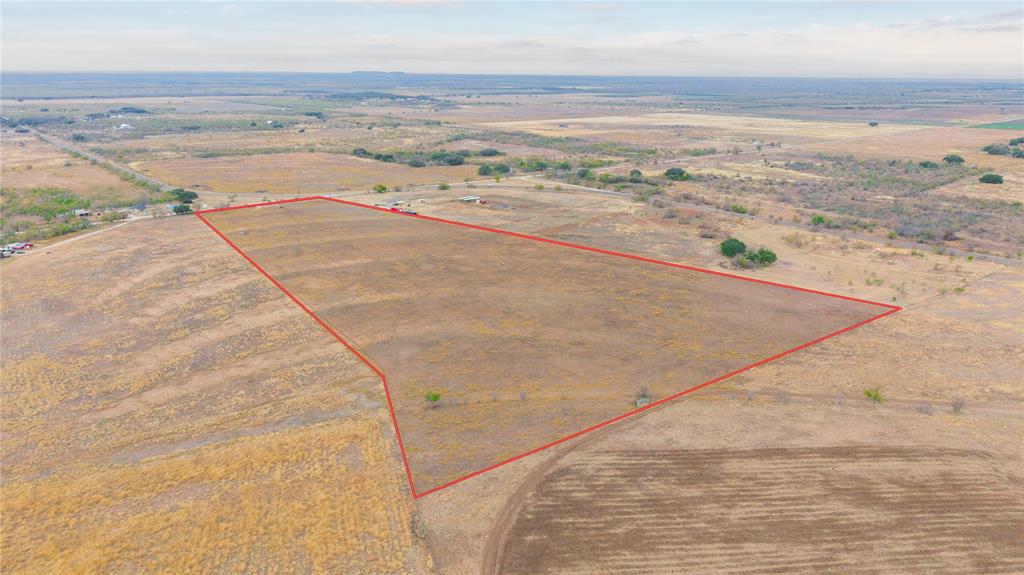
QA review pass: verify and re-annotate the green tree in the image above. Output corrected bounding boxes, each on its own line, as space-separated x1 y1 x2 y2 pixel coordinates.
172 204 193 215
745 247 778 266
664 167 689 181
979 173 1003 184
942 154 965 164
170 188 199 204
477 164 494 176
720 238 747 257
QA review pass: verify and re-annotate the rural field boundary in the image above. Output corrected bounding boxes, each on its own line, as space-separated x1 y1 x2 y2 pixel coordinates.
195 196 900 498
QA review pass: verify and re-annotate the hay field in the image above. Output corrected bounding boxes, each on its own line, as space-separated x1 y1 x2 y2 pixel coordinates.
202 198 891 493
136 152 479 194
1 216 428 574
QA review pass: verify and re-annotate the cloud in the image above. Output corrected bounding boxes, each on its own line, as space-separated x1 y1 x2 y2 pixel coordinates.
2 5 1021 78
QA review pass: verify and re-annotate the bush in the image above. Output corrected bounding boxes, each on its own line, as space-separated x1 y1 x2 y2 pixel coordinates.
868 121 879 127
170 188 198 204
373 184 388 193
477 164 493 176
407 158 426 168
918 160 939 169
70 133 87 142
438 183 450 190
979 173 1004 184
353 148 370 157
493 163 511 174
983 144 1010 156
442 155 465 166
172 204 193 215
425 391 441 408
745 247 777 266
478 148 502 156
942 154 965 164
863 387 883 403
576 168 593 179
720 238 747 257
664 167 689 181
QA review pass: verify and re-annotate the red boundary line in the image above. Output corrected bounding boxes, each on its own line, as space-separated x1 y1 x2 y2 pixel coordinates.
195 195 901 499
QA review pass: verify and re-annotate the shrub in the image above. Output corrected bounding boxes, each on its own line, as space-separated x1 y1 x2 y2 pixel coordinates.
729 204 748 214
493 163 511 174
952 397 965 414
810 214 827 226
172 204 193 215
576 168 593 180
425 391 441 407
720 237 747 257
979 173 1003 184
982 143 1010 156
353 148 370 157
942 154 965 164
745 247 777 266
477 164 493 176
373 184 388 193
863 387 883 403
868 121 879 127
442 155 465 166
918 160 939 169
170 188 198 204
438 183 450 190
70 133 87 142
664 167 690 181
478 148 502 156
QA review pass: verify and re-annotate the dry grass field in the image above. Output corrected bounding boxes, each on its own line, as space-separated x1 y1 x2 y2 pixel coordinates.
202 198 892 493
3 76 1022 575
137 152 478 194
1 216 429 574
1 132 150 203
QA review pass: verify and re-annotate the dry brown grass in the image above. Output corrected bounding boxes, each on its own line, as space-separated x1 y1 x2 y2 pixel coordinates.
1 216 428 573
136 152 479 194
0 132 146 202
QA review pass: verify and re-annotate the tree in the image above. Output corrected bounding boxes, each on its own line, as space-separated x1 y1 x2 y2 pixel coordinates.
478 148 502 156
664 167 689 181
442 155 465 166
373 183 388 193
576 168 593 180
172 204 193 215
943 154 964 164
720 238 746 257
352 148 370 157
170 188 199 204
407 158 426 168
979 173 1003 184
493 163 511 174
477 164 493 176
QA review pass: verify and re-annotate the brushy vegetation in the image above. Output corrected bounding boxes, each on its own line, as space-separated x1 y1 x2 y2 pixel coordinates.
719 237 777 268
695 154 1024 248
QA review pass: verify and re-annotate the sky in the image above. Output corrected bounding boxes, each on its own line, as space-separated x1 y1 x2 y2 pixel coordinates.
2 1 1022 79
